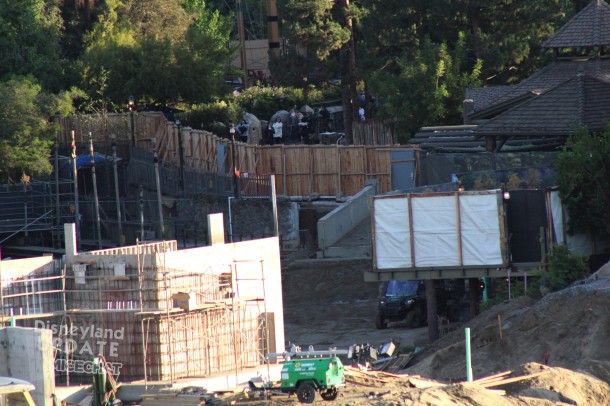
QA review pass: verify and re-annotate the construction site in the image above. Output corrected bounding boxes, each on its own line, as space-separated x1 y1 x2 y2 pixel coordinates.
0 218 284 405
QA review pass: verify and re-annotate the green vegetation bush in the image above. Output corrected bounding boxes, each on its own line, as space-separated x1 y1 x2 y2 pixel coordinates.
231 85 325 120
186 100 241 136
184 85 332 134
541 244 589 292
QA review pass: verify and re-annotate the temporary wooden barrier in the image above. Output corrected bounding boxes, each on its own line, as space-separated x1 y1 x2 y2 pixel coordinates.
352 118 399 146
59 112 417 196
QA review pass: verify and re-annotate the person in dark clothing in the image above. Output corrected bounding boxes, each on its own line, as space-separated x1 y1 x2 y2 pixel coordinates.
319 105 330 132
263 121 275 145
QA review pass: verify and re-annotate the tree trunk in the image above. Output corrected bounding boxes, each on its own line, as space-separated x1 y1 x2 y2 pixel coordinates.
340 0 358 143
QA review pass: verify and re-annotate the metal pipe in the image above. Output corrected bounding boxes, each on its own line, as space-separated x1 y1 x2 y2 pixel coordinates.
176 121 185 193
236 0 248 87
71 130 81 250
228 196 235 242
111 134 123 245
90 132 102 249
54 135 61 247
465 327 473 382
152 139 165 239
139 185 145 241
270 175 279 237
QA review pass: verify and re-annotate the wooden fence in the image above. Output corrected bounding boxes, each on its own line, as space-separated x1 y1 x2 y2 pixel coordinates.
58 112 417 196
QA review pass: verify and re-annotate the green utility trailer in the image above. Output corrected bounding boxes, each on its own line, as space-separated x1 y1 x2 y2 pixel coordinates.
262 346 348 403
280 356 345 403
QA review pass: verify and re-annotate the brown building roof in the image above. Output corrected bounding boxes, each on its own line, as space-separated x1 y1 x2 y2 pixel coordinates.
475 74 610 136
542 0 610 49
466 58 610 113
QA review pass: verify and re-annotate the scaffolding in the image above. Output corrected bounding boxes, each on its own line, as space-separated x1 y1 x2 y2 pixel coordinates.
0 243 273 384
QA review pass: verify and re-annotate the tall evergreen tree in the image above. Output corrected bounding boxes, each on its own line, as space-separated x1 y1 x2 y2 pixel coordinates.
0 0 66 91
80 0 237 106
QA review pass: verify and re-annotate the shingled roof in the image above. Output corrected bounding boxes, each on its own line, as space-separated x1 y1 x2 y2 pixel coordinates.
475 74 610 136
466 58 610 113
542 0 610 49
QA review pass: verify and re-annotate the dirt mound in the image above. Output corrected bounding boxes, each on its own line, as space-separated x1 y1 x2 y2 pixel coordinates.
503 363 610 405
405 277 610 386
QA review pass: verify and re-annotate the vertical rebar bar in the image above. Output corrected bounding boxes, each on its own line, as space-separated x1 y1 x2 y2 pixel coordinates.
90 133 102 249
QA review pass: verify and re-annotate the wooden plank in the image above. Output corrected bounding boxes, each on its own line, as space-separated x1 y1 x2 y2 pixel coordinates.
478 372 545 388
473 370 512 384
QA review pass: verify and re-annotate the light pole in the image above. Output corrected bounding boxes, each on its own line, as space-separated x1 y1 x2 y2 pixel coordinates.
128 96 135 147
111 134 123 245
176 119 184 193
229 124 239 198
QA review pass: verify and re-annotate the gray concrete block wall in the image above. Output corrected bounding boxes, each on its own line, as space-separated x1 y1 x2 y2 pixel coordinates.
0 327 55 406
317 179 378 250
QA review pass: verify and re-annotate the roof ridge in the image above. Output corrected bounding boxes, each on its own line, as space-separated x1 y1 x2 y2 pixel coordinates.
542 0 610 49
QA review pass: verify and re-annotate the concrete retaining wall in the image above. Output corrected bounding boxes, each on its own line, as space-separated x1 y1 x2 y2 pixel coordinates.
0 327 54 406
317 179 378 251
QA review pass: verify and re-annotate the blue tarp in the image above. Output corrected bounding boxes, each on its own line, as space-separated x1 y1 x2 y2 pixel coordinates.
75 153 108 169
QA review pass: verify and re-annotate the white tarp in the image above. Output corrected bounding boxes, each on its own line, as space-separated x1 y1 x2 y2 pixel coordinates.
373 197 411 268
374 191 505 269
548 190 610 255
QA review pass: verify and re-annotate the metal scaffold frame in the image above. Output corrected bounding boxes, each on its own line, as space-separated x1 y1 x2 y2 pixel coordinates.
1 248 273 385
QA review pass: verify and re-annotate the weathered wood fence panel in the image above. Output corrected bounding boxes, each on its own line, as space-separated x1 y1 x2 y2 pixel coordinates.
340 146 367 195
58 112 416 196
352 119 398 145
312 146 340 196
256 146 287 194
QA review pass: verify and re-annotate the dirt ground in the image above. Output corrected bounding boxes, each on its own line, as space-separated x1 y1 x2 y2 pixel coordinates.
280 259 429 352
238 256 610 405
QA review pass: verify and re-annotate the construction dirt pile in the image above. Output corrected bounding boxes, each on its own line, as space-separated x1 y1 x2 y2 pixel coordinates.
404 275 610 386
265 259 610 405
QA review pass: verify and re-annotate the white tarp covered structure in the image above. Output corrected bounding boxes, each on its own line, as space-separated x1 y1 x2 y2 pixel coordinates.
373 190 507 270
548 190 610 256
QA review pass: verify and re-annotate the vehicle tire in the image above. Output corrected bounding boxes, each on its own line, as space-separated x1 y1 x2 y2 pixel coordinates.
405 309 422 328
296 383 316 403
320 387 338 401
375 311 387 329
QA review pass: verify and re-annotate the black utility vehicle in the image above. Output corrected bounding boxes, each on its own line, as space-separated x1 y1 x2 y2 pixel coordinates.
375 280 426 329
375 279 462 329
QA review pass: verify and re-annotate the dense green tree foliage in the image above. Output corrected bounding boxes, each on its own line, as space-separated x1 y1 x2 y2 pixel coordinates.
556 127 610 237
80 0 237 106
368 37 482 138
0 1 66 91
0 76 75 183
278 0 574 139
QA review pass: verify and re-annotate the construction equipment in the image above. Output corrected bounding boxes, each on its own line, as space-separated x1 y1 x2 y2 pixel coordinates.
254 345 347 403
92 355 119 406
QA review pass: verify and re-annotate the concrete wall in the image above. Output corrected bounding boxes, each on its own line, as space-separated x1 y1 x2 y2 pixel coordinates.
317 179 378 250
160 236 285 354
0 327 54 406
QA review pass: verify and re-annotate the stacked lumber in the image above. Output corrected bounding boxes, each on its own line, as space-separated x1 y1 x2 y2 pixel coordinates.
344 365 545 394
472 370 545 388
344 365 443 389
373 353 415 373
344 366 393 387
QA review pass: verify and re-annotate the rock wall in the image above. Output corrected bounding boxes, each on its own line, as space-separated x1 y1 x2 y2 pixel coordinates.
176 195 300 249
